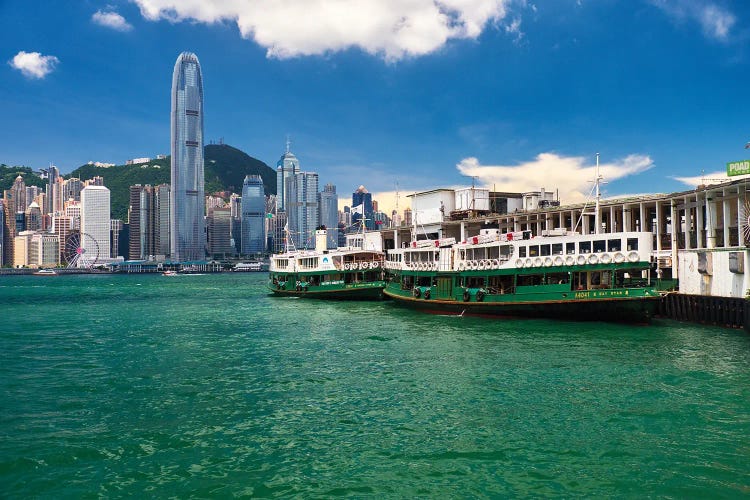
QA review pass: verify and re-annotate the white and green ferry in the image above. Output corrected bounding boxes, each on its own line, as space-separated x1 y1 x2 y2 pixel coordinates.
383 228 661 322
268 229 386 300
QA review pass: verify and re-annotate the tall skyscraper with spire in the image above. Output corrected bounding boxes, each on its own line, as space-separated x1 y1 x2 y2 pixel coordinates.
170 51 205 262
276 139 299 212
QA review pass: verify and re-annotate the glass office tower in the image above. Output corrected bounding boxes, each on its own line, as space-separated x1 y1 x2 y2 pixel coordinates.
241 175 266 255
170 52 205 262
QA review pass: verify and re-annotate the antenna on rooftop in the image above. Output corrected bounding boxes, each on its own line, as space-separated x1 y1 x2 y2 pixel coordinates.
286 135 291 153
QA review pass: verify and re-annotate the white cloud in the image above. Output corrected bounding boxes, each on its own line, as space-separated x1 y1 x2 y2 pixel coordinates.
648 0 735 42
672 170 750 187
8 51 59 79
133 0 511 60
92 10 134 31
456 152 654 204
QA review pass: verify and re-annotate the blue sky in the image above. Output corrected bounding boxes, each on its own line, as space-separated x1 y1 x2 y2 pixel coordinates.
1 0 748 211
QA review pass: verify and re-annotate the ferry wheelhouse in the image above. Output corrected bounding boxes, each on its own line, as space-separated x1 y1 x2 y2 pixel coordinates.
383 228 660 322
268 229 386 300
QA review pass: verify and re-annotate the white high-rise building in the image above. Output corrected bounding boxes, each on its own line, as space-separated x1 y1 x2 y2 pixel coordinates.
80 185 111 263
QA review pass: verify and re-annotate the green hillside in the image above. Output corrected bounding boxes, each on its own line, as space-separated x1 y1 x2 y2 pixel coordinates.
0 165 46 193
66 144 275 221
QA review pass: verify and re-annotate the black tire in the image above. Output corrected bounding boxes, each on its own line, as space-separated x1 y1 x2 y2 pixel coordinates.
424 290 431 300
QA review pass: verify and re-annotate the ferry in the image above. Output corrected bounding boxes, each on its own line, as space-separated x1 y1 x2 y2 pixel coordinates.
233 262 264 272
383 229 660 323
33 268 58 276
268 228 386 300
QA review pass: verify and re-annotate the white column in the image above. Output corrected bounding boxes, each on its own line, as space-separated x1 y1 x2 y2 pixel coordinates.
696 194 705 249
723 191 730 248
683 197 690 250
671 199 679 275
707 192 717 249
655 202 662 253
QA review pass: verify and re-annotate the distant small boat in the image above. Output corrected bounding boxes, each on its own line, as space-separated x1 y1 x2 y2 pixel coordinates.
233 262 263 272
33 269 57 276
162 270 178 276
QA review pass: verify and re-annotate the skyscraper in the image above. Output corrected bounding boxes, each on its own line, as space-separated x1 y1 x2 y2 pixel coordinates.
241 175 265 255
318 183 338 249
170 51 205 262
80 185 111 263
276 141 299 212
352 185 374 230
287 172 319 249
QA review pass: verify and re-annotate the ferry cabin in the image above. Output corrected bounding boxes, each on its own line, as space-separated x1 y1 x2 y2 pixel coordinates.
270 250 384 292
384 230 658 309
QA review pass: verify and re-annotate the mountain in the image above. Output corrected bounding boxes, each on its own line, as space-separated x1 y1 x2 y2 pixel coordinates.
66 144 275 221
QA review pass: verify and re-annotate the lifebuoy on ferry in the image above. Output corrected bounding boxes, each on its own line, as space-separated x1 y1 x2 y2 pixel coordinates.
533 257 542 267
565 256 575 266
525 258 533 268
600 253 612 264
588 254 599 265
458 262 466 271
577 255 586 265
543 257 553 267
627 251 639 263
614 252 625 264
493 259 500 268
553 256 564 266
344 263 350 270
515 259 524 268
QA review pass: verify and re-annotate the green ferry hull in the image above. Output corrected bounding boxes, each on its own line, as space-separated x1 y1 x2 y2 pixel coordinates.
269 282 385 300
383 286 659 323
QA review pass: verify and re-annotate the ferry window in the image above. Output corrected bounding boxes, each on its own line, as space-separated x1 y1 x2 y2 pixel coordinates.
552 243 563 255
519 246 527 257
627 238 638 251
607 239 621 251
499 245 511 258
566 243 575 254
529 245 539 257
579 241 591 253
540 245 551 256
593 240 606 253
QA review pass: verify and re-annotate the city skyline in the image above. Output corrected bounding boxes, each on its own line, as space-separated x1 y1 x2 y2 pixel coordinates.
2 1 749 215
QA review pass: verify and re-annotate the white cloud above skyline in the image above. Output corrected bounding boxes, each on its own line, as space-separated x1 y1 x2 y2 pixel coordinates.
133 0 512 60
8 51 59 79
648 0 736 41
92 9 134 32
455 152 655 205
672 171 750 187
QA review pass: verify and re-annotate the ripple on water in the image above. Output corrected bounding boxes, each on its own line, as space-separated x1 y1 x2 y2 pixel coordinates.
1 274 750 497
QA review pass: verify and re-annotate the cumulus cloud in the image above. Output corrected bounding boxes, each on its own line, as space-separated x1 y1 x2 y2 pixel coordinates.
456 152 655 204
133 0 511 60
648 0 735 41
92 10 134 31
8 51 59 79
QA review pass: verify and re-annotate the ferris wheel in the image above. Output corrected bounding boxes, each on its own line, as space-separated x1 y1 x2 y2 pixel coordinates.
64 231 100 269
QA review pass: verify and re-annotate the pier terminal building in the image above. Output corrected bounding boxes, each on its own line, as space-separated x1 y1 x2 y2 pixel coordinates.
380 178 750 302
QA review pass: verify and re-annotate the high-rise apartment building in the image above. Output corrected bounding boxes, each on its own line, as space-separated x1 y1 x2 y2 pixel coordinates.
129 184 156 260
241 175 265 255
80 185 111 263
170 51 205 262
25 202 42 231
156 184 170 257
276 142 299 212
286 172 319 249
318 183 338 249
63 178 83 202
46 165 63 215
10 175 26 213
207 207 233 258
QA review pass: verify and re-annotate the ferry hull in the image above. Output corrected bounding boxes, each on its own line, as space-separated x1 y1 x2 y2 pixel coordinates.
383 288 659 323
269 282 385 300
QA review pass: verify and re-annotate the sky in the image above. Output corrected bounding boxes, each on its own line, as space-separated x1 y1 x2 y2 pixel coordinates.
1 0 749 213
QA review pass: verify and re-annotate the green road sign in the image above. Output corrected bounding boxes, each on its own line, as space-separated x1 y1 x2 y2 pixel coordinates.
727 159 750 176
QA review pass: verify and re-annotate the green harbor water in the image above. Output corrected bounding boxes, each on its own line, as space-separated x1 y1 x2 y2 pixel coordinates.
1 273 749 497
